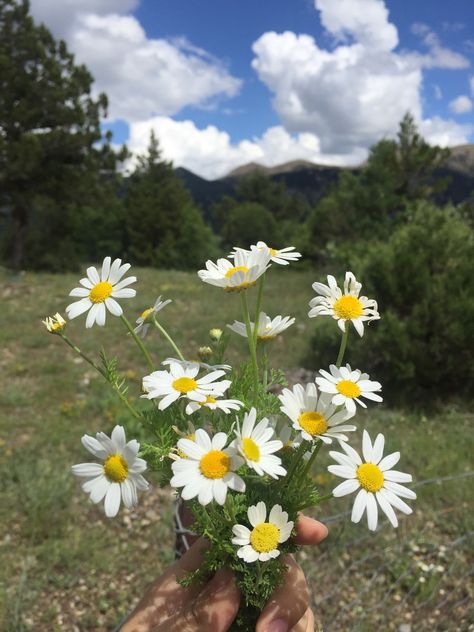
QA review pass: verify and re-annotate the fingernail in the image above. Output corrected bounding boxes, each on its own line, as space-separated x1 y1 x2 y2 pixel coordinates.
264 619 288 632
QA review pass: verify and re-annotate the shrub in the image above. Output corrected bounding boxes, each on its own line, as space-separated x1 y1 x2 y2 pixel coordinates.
304 203 474 404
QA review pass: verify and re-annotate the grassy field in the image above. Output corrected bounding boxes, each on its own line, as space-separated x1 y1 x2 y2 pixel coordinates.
0 265 473 631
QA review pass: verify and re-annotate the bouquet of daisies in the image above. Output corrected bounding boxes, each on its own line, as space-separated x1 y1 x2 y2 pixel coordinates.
44 243 416 630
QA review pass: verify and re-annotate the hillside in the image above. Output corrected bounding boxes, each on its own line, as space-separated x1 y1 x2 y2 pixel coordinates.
175 144 474 211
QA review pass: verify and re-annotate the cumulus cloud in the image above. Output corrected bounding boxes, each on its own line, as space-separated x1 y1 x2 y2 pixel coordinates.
29 0 241 122
449 95 473 114
251 1 471 161
316 0 398 51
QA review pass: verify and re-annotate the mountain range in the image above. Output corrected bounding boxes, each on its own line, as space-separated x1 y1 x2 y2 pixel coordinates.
175 144 474 212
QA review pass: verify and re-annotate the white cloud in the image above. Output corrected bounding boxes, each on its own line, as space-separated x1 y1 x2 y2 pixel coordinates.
29 1 241 122
126 117 369 180
252 30 422 155
411 23 470 69
449 95 473 114
315 0 398 51
419 117 473 147
251 2 471 162
29 0 139 39
434 84 443 100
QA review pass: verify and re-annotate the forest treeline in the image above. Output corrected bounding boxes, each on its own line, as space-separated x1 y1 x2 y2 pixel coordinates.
1 0 474 401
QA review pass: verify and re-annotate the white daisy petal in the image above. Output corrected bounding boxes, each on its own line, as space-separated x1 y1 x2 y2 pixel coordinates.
351 489 368 523
104 483 121 518
366 492 378 531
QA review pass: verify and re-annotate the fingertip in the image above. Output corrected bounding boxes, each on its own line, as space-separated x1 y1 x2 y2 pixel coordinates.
294 514 329 545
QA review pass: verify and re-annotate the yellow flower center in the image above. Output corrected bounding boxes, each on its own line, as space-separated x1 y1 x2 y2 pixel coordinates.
242 437 260 461
298 411 328 436
250 523 280 553
172 377 198 393
336 380 361 398
356 463 384 492
225 265 249 278
269 248 278 256
333 295 363 320
200 450 230 479
89 281 113 303
103 454 128 483
200 396 217 406
141 308 152 319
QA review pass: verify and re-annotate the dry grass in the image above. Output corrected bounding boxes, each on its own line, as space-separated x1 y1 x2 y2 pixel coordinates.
0 266 472 631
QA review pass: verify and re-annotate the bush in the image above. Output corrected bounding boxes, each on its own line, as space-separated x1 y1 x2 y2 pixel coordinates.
304 203 474 404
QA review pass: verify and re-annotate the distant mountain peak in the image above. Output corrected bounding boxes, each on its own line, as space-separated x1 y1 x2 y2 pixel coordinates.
224 159 341 179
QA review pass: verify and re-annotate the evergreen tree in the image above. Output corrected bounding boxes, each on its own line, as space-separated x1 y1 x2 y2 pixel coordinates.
125 131 217 269
0 0 124 269
304 113 451 261
210 172 309 249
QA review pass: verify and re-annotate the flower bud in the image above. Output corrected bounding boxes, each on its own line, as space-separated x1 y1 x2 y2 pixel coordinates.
198 346 213 361
209 328 223 342
42 312 66 334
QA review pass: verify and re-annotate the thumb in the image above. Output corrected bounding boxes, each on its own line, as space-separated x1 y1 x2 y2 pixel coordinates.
163 568 240 632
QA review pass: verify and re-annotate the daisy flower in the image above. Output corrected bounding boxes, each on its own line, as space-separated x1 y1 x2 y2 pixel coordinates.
66 257 137 328
185 395 244 415
328 430 416 530
162 357 232 373
198 248 270 292
316 364 382 416
170 428 245 505
142 359 231 410
134 296 171 339
231 242 302 266
71 425 149 518
228 312 295 342
279 382 356 443
232 408 286 478
251 241 302 265
232 501 294 562
42 312 66 334
308 271 379 337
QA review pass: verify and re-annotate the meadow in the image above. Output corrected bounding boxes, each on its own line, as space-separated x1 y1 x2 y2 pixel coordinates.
0 265 472 631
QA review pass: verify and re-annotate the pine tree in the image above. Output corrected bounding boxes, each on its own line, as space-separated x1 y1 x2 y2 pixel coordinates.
125 131 217 269
0 0 124 269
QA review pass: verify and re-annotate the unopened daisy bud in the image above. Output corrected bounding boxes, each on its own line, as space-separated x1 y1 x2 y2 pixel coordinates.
198 346 213 361
209 328 223 342
42 312 66 334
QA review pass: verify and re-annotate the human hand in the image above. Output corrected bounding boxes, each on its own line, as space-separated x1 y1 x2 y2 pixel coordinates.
121 514 328 632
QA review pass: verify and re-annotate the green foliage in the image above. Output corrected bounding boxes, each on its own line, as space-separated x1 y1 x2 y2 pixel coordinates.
220 202 282 250
303 114 451 263
305 203 474 402
0 0 126 270
211 172 310 250
125 132 218 268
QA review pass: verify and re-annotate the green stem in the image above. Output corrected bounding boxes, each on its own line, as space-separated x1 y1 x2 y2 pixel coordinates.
152 316 185 361
262 344 268 392
299 492 333 510
59 334 142 420
284 440 308 486
336 327 349 368
60 333 106 378
241 292 259 403
120 314 154 371
253 274 265 348
301 439 322 479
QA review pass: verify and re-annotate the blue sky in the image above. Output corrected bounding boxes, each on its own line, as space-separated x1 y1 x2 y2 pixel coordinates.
30 0 474 178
